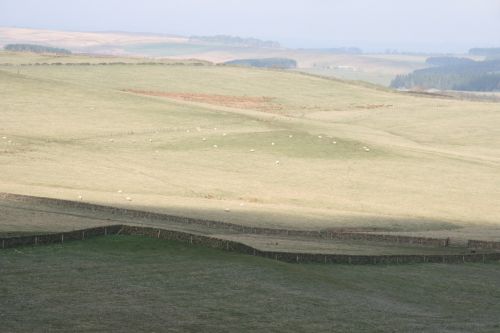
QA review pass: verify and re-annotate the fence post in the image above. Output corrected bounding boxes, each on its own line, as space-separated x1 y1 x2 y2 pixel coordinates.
34 236 38 246
61 234 64 244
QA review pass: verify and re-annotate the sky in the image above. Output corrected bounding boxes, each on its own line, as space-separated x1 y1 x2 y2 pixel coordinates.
1 0 500 52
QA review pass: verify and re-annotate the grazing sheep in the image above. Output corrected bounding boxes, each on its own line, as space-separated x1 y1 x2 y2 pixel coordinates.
213 145 218 148
224 208 230 212
288 134 293 138
1 137 6 140
109 139 114 142
332 141 337 144
126 196 132 201
117 190 123 193
249 149 255 152
78 195 83 200
222 133 227 136
271 142 275 146
275 160 280 165
202 138 207 141
149 138 153 142
318 135 323 139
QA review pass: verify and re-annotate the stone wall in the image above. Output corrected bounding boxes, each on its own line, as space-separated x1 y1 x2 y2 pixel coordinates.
468 240 500 250
2 224 499 265
0 192 449 247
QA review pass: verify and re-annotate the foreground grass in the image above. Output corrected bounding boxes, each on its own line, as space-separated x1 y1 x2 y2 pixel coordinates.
1 236 499 332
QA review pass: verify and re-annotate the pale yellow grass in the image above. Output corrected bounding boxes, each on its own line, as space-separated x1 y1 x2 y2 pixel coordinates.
1 57 500 239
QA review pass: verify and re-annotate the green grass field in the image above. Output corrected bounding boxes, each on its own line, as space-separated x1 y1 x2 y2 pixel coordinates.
1 235 500 332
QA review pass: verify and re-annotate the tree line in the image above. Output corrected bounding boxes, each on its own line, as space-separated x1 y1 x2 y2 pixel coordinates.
391 57 500 92
224 58 297 69
4 44 71 54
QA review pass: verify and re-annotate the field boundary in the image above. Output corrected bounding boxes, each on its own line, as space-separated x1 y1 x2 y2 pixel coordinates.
0 192 450 247
1 224 499 265
468 239 500 250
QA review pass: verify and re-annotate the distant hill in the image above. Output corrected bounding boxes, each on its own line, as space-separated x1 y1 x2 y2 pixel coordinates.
224 58 297 69
4 43 71 54
469 48 500 57
391 58 500 92
425 56 475 67
303 47 363 54
190 35 280 48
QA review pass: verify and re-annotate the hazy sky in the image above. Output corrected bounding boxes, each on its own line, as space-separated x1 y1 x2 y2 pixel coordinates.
1 0 499 52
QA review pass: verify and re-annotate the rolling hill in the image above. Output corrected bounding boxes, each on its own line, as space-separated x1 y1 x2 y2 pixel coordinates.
1 51 500 241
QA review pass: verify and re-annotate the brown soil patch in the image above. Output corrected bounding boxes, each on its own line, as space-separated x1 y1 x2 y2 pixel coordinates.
124 89 283 112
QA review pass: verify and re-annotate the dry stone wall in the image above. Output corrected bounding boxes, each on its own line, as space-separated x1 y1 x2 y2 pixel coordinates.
468 240 500 250
1 224 500 265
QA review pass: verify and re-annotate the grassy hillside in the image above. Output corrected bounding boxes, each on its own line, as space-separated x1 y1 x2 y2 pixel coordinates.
1 236 499 332
1 52 500 239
